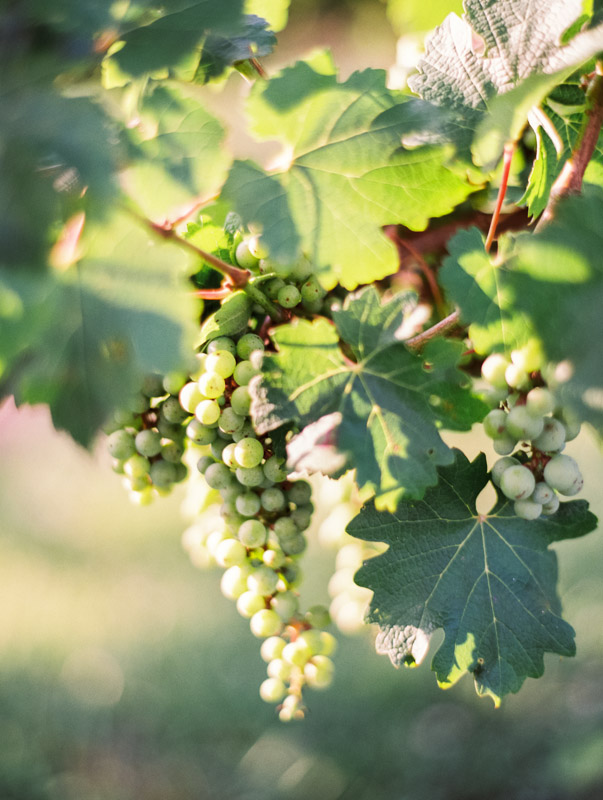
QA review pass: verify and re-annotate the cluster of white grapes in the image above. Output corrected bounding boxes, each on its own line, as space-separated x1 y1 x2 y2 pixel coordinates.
234 234 329 314
177 331 337 718
105 373 190 505
480 346 583 520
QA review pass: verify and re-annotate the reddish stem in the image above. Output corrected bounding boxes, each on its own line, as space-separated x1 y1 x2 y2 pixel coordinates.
485 142 515 253
405 310 461 352
396 237 447 317
192 286 232 300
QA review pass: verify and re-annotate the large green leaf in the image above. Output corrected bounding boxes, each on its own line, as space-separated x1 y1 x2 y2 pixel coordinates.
122 82 230 218
386 0 463 34
222 59 475 291
408 0 603 168
509 189 603 435
0 213 197 445
439 227 535 355
251 288 485 509
351 451 597 706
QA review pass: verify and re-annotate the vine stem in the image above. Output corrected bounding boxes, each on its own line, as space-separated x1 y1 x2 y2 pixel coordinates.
405 310 461 352
485 142 515 253
537 64 603 230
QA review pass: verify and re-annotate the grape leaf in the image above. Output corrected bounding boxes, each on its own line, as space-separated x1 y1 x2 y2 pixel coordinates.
351 451 597 705
0 213 197 445
508 189 603 435
408 0 603 168
439 227 535 355
198 291 253 347
521 126 560 219
222 60 475 291
251 288 485 510
245 0 290 31
386 0 463 34
122 82 230 218
194 16 276 83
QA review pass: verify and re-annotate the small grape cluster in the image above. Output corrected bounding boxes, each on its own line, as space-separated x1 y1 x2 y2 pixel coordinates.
179 332 336 717
106 372 190 505
480 347 583 520
234 235 328 314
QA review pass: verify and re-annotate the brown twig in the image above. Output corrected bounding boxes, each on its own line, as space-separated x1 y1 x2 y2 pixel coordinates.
485 142 516 252
537 65 603 230
405 310 461 352
169 193 219 228
130 210 250 288
394 236 447 317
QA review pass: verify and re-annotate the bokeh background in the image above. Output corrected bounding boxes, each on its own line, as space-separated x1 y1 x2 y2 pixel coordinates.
2 2 603 799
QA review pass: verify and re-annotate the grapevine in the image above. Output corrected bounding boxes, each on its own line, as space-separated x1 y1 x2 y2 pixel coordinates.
2 0 603 722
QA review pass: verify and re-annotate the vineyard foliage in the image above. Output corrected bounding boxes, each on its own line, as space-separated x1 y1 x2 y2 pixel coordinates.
1 0 603 712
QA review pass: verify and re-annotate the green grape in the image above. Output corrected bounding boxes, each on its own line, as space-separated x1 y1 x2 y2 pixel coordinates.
220 482 244 502
532 418 566 453
514 499 542 520
218 407 245 435
277 284 301 308
206 350 236 378
282 639 312 667
195 399 221 426
179 382 205 414
128 392 150 414
135 429 162 457
186 419 217 446
531 482 555 504
161 441 184 463
505 406 544 441
483 409 508 439
260 487 286 512
215 538 248 568
130 487 154 506
107 430 136 460
196 456 214 474
505 363 530 390
141 373 165 398
290 505 313 530
162 371 188 396
236 333 265 359
247 565 279 595
543 455 583 496
235 239 260 269
302 297 322 313
233 360 258 386
250 609 283 638
172 463 188 483
232 421 255 442
318 631 337 656
236 465 265 487
270 591 299 620
281 535 307 556
161 395 190 423
259 677 287 703
112 459 126 475
207 336 236 356
526 387 555 416
149 459 178 487
493 436 516 456
298 629 324 655
238 519 267 547
204 462 234 490
236 591 266 618
304 655 334 689
287 481 312 505
556 412 581 442
123 475 149 492
499 464 536 501
305 605 331 630
234 437 264 469
222 442 237 468
113 408 138 427
273 516 298 540
236 491 262 517
264 277 287 299
481 354 510 388
263 456 288 483
124 454 151 478
300 275 326 303
542 495 560 515
263 548 287 569
260 636 286 663
198 371 225 399
157 416 185 441
491 456 520 486
210 439 228 460
288 256 312 282
510 342 542 373
230 386 251 416
267 658 293 681
221 565 252 600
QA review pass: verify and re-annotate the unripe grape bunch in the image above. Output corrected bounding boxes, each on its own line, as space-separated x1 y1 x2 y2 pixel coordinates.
480 346 583 520
176 331 336 718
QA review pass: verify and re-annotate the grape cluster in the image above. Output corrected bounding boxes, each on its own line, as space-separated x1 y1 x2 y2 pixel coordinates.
480 347 583 520
179 332 336 717
106 372 189 505
234 235 328 314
